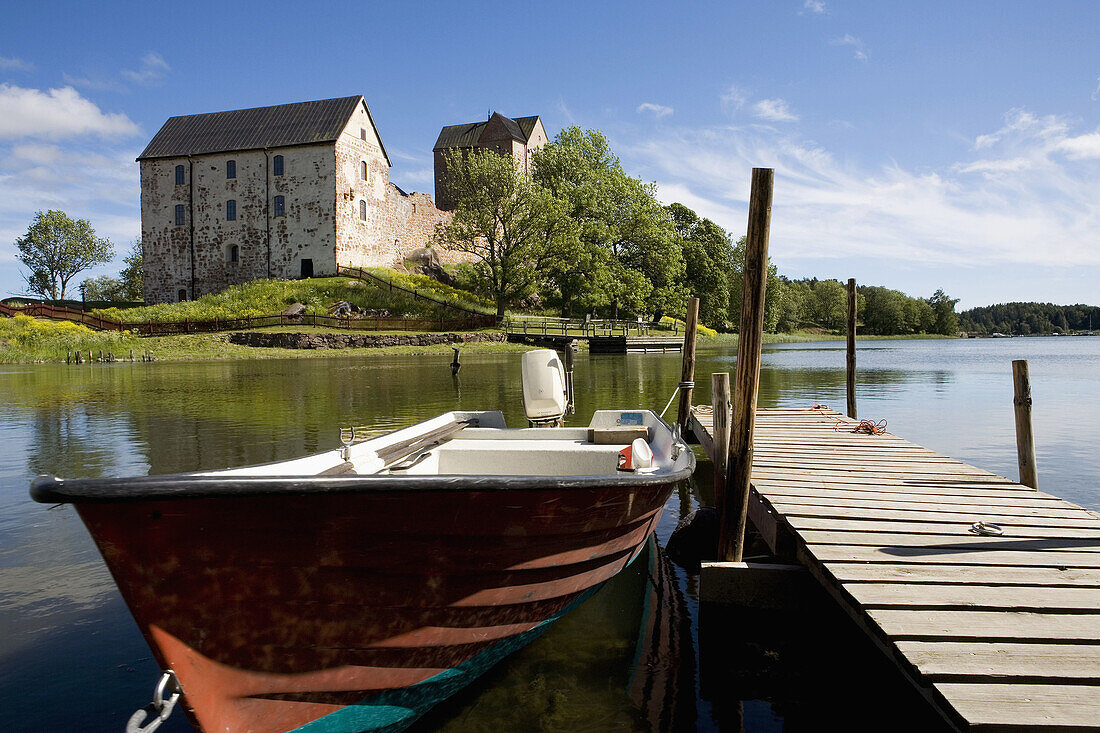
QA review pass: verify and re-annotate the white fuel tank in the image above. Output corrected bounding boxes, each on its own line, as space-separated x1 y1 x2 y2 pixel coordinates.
521 349 568 423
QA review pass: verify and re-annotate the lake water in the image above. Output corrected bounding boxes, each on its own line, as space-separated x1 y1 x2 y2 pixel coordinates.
1 336 1097 732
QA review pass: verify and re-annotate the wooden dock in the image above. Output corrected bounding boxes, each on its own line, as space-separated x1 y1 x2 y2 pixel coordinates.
690 406 1100 732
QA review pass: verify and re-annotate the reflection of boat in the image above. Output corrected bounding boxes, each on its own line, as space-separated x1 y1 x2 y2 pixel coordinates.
31 350 694 733
629 540 696 731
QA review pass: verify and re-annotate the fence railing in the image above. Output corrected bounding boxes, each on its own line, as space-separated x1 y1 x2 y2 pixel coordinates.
0 301 496 335
336 264 496 318
501 316 677 338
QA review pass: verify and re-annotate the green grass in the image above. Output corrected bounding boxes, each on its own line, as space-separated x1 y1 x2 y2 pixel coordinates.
0 316 524 363
90 273 492 324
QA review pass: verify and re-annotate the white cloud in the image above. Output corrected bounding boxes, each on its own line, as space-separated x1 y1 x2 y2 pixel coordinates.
62 72 128 93
753 98 799 122
0 56 33 71
636 102 674 118
1058 132 1100 159
121 52 170 86
832 34 868 61
801 0 827 14
0 84 140 140
625 105 1100 272
720 85 748 115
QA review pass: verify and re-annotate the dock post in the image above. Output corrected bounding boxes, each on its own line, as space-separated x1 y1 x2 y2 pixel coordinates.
563 339 576 415
721 167 773 562
675 297 700 432
1012 359 1038 488
712 372 732 524
847 277 857 419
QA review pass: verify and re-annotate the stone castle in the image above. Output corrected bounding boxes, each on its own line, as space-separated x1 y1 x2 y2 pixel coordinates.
137 96 545 304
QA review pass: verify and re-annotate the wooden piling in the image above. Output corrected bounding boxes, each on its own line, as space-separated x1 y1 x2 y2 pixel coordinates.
847 277 857 419
1012 359 1038 488
720 167 774 562
451 347 461 376
676 297 701 432
711 372 732 525
563 339 576 415
75 350 82 364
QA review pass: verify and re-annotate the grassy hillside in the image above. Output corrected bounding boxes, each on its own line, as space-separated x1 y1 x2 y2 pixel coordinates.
91 272 493 324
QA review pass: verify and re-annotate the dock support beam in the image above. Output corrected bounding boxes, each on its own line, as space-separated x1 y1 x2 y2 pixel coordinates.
847 277 857 419
712 372 732 528
1012 359 1038 488
720 167 773 562
676 297 700 432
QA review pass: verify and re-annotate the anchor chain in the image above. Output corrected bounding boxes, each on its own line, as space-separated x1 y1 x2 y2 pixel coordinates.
125 670 181 733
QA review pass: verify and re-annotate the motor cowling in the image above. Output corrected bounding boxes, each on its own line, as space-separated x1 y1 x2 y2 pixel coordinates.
521 349 568 426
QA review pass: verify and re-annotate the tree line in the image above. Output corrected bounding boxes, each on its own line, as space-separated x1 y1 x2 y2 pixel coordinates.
959 303 1100 335
436 126 961 335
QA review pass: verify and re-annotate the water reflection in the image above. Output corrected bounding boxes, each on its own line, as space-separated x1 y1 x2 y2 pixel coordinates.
2 336 1098 732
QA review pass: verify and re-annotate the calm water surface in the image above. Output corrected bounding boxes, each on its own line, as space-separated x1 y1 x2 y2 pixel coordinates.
1 336 1097 732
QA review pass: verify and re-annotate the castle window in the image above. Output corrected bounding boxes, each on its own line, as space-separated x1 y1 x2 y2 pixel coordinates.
359 200 367 220
228 244 239 263
174 204 185 226
273 195 285 217
273 155 284 176
227 200 237 221
360 128 366 141
174 165 185 185
178 288 187 301
226 160 236 179
361 161 368 180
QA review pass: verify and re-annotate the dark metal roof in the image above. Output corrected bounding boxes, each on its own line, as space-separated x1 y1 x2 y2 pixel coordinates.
433 113 541 151
137 96 389 163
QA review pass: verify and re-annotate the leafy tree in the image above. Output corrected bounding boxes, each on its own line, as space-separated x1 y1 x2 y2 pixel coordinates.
15 210 113 300
81 275 126 301
668 203 734 327
926 289 958 335
119 239 144 301
533 127 682 320
728 236 785 332
434 149 576 317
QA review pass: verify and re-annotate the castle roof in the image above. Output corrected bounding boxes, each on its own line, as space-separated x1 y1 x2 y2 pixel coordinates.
433 113 541 151
137 95 390 164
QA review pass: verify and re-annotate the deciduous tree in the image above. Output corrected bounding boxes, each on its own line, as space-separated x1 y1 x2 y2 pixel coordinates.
435 150 576 317
15 210 113 301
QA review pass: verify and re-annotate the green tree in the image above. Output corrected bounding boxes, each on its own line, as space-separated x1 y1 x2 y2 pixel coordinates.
15 210 113 300
435 149 576 317
668 203 734 327
927 289 959 335
533 127 683 320
119 239 144 301
728 236 785 332
81 275 125 301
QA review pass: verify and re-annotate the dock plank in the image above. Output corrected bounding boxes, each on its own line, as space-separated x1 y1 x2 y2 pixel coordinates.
690 406 1100 732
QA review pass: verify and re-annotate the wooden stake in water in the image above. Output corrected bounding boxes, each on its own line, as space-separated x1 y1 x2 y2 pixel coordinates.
1012 359 1038 489
712 372 732 533
847 277 857 419
722 167 773 562
676 298 700 432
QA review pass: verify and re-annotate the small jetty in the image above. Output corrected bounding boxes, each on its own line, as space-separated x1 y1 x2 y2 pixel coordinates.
690 405 1100 732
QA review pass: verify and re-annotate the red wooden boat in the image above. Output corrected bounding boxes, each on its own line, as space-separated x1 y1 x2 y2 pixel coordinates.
31 353 693 733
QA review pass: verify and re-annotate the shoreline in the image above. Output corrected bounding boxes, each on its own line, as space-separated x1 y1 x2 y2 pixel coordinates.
0 325 963 364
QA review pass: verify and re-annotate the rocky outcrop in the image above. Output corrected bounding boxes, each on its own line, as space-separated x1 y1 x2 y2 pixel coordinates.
228 331 506 349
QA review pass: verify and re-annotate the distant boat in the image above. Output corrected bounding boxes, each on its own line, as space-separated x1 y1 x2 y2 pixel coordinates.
31 350 694 733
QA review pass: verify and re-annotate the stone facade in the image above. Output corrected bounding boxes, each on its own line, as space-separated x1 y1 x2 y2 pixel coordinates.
139 97 469 304
433 113 548 211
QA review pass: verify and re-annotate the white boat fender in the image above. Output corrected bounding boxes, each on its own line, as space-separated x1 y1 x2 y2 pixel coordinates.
618 438 654 471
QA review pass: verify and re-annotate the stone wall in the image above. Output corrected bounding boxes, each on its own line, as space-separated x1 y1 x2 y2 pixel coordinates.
228 331 506 349
141 144 338 303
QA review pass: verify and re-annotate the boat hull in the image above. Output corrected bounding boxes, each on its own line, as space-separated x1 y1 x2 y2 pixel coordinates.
76 482 676 733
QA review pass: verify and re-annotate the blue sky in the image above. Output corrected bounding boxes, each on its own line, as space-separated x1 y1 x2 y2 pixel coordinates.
1 0 1098 309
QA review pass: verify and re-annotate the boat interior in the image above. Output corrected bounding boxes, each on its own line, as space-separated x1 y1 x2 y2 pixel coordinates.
207 410 690 478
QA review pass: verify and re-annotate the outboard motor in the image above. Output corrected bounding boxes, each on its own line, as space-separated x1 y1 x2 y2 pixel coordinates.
521 349 568 427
